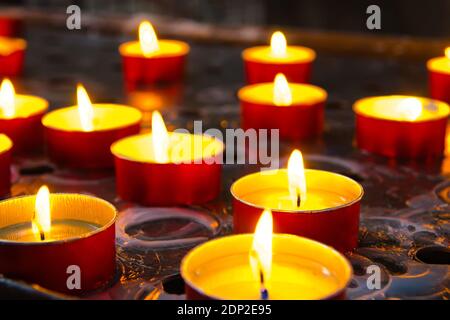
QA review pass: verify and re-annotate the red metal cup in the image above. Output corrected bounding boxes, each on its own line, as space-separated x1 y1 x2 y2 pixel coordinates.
0 194 117 295
0 135 12 198
428 70 450 104
0 37 26 77
0 16 23 37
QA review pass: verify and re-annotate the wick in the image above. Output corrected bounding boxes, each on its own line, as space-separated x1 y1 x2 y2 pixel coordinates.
296 192 301 208
259 269 269 300
32 212 45 241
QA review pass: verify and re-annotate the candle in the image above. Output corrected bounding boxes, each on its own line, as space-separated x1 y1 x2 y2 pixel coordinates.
42 84 142 169
231 150 363 252
427 47 450 104
0 134 12 198
0 16 22 37
181 210 352 300
0 78 49 155
111 111 224 206
354 95 449 159
119 20 190 92
238 73 327 141
0 36 26 77
0 185 117 294
242 31 316 84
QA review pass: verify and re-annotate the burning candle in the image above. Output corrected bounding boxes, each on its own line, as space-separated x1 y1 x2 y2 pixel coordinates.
42 84 142 169
119 20 190 92
0 185 117 294
242 31 316 84
0 78 49 155
231 150 363 252
427 47 450 104
0 36 26 77
238 73 327 141
0 134 12 198
354 95 449 159
111 111 224 206
181 210 352 300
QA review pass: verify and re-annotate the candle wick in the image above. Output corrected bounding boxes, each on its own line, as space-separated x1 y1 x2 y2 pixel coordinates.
32 211 45 241
259 269 269 300
297 192 301 208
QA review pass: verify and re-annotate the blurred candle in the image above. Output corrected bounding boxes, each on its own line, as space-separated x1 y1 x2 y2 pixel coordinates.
427 47 450 104
0 134 12 197
0 36 26 76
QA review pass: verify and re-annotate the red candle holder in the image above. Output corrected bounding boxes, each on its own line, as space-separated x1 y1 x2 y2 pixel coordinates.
427 51 450 104
0 36 26 77
238 79 327 141
231 169 363 253
111 132 224 206
0 193 117 295
42 104 142 170
0 16 22 37
354 96 449 159
0 135 12 198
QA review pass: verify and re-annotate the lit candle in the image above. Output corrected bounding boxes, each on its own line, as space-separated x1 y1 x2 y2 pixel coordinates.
0 134 12 197
111 111 224 206
0 78 49 155
42 84 142 169
242 31 316 84
0 185 117 294
119 20 190 92
427 47 450 104
181 210 352 300
231 150 363 252
0 36 26 76
238 73 327 140
354 95 449 159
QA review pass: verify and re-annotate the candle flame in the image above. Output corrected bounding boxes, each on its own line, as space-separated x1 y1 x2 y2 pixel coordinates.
32 185 51 240
139 20 159 57
270 31 287 57
250 209 273 297
152 111 170 163
397 97 422 121
288 149 307 208
273 73 292 106
445 47 450 60
0 78 15 118
77 84 94 132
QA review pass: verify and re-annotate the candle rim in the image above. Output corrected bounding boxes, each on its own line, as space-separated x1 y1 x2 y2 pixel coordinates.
180 233 353 300
231 168 363 214
0 134 12 155
242 45 316 64
0 193 117 245
119 39 190 58
353 95 450 123
0 94 48 119
427 56 450 75
0 36 27 56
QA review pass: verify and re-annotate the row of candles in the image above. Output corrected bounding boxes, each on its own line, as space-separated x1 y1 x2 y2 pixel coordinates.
0 18 448 299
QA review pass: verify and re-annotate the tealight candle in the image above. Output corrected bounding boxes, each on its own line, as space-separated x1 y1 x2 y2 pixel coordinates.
0 78 49 155
0 185 117 294
427 47 450 104
119 20 190 92
0 36 26 76
0 134 12 197
111 111 224 206
238 73 327 141
42 84 142 169
231 150 363 252
242 31 316 84
354 95 450 159
181 210 352 300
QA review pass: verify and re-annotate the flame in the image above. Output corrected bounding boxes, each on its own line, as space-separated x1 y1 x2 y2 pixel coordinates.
270 31 287 57
273 73 292 106
32 185 51 240
445 47 450 59
77 84 94 132
152 111 170 163
250 209 273 288
397 97 422 121
288 149 307 207
0 78 15 118
139 20 159 57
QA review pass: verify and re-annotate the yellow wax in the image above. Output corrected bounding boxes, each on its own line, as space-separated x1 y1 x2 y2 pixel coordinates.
42 104 142 132
111 132 224 164
0 36 26 56
427 56 450 75
119 40 189 58
242 46 316 64
238 82 327 106
0 94 48 119
0 134 12 154
353 95 449 122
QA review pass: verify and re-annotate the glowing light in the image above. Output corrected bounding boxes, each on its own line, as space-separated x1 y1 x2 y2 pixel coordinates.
32 185 51 240
397 97 422 121
287 149 307 207
445 47 450 59
152 111 170 163
77 84 94 132
0 78 15 118
270 31 287 57
139 20 159 57
273 73 292 106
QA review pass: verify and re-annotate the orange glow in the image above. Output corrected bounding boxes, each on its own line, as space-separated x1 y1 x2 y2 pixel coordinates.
287 149 307 207
273 73 292 106
139 20 159 57
76 84 94 132
445 47 450 59
0 78 15 118
270 31 287 57
397 97 422 121
151 111 170 163
32 185 51 240
250 209 273 287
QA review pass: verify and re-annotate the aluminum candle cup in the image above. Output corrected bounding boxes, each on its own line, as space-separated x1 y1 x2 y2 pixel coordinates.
231 169 363 252
181 234 352 300
0 134 12 197
0 36 26 76
354 95 450 159
0 193 117 295
427 48 450 104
